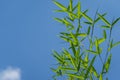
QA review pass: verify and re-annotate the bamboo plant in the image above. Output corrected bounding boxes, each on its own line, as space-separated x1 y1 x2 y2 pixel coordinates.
51 0 120 80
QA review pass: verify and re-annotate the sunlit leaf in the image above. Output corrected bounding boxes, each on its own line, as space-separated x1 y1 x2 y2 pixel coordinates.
105 54 112 72
77 1 81 18
77 33 87 37
53 0 67 11
99 74 103 80
63 49 77 68
68 74 84 79
81 12 93 23
85 56 96 79
95 13 107 23
98 13 111 27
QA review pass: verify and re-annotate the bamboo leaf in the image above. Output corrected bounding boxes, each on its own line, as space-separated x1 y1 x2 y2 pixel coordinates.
64 49 77 68
98 13 111 27
77 1 81 18
95 13 107 23
108 41 120 51
105 54 112 72
87 26 91 35
112 17 120 27
85 56 96 79
70 32 77 42
69 0 73 11
112 41 120 48
98 38 105 45
101 25 110 29
84 22 92 25
54 10 65 12
81 12 93 23
54 18 64 23
86 50 98 55
68 74 84 79
61 68 76 72
53 0 67 11
60 36 71 42
70 42 76 57
99 74 103 80
103 30 107 39
77 33 87 37
92 66 99 78
52 50 64 64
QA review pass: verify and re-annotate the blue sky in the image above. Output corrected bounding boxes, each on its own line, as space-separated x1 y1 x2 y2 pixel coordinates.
0 0 120 80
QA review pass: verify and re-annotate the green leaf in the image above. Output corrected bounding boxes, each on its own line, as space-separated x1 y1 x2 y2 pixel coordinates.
68 74 84 79
70 42 76 57
98 38 105 45
108 41 120 51
85 56 96 79
101 25 110 29
53 0 67 11
70 32 78 42
72 4 78 11
63 49 77 68
60 36 71 42
54 18 64 23
112 17 120 27
81 12 93 23
52 50 64 64
54 10 65 12
87 26 91 35
77 33 87 37
69 0 73 11
84 22 92 25
103 30 107 39
112 41 120 48
98 13 111 27
77 1 81 18
99 74 103 80
95 13 107 23
86 50 98 55
61 68 76 72
105 54 112 72
92 66 99 78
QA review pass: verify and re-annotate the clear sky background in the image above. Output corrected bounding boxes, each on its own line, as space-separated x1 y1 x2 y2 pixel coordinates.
0 0 120 80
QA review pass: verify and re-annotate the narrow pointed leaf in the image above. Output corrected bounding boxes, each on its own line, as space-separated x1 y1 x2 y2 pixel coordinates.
98 13 111 27
53 0 67 11
68 74 84 79
70 42 76 57
85 56 96 79
54 18 64 23
95 13 107 23
103 30 107 39
112 41 120 48
99 74 103 80
77 1 81 18
101 25 110 29
112 17 120 26
77 33 87 37
87 50 98 55
105 54 112 72
87 26 91 35
81 12 93 23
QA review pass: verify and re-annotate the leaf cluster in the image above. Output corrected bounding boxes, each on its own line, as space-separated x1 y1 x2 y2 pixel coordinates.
51 0 120 80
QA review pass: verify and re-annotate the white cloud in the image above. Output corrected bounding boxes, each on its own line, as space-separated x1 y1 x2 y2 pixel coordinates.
0 67 21 80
